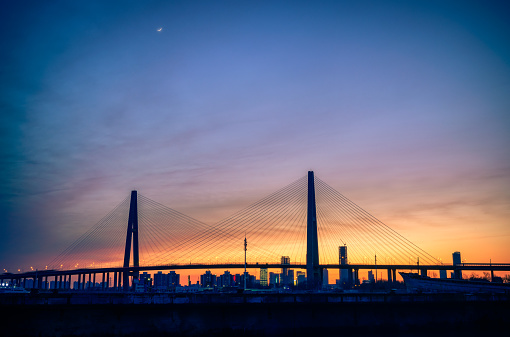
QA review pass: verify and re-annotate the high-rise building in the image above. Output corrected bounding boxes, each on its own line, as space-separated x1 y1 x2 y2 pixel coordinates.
138 272 152 292
287 270 294 286
452 251 462 279
200 270 217 288
452 251 461 264
220 271 234 287
339 245 348 265
168 271 180 287
339 245 350 286
239 272 255 288
323 269 329 286
260 268 268 287
154 271 167 289
281 256 291 286
154 271 180 291
234 274 241 286
269 272 279 286
296 271 306 287
140 272 152 284
368 270 375 283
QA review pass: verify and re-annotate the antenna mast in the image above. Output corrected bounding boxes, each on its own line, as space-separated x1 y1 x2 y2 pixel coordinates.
244 235 247 290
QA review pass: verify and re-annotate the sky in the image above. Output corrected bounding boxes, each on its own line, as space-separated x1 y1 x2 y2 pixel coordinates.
1 0 510 274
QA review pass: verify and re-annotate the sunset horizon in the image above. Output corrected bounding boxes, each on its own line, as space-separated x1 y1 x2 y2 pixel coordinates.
1 0 509 282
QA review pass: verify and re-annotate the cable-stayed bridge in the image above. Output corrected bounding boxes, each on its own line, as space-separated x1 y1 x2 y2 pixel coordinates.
2 172 509 290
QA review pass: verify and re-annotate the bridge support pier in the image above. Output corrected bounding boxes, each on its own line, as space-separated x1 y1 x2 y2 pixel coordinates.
387 269 392 283
123 273 129 291
306 171 321 289
347 269 353 288
123 191 139 291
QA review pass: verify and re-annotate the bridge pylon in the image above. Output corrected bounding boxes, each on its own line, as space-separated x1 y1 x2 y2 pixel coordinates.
306 171 321 289
123 190 139 291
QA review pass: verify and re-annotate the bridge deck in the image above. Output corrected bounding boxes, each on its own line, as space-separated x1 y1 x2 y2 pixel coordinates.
2 263 510 279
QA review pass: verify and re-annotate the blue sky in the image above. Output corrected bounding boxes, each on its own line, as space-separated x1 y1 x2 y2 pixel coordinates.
1 0 509 270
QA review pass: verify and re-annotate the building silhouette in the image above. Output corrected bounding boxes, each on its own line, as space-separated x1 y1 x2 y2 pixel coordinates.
453 251 462 279
154 271 180 291
296 271 306 288
323 269 329 287
200 271 217 288
339 245 350 286
368 270 375 283
260 268 268 287
220 271 234 287
281 256 292 286
269 272 279 286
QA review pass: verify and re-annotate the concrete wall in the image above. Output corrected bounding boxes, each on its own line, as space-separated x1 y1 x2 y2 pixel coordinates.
2 295 508 336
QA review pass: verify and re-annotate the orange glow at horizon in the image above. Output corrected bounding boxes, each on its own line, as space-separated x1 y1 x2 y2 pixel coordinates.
41 174 510 277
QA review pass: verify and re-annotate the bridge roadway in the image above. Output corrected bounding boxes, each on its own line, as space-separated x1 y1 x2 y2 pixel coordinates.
2 262 510 290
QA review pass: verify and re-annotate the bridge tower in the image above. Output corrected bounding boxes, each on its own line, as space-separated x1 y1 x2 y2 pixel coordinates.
306 171 321 289
123 190 139 291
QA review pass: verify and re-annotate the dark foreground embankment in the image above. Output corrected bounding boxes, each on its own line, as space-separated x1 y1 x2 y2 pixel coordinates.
1 293 508 336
